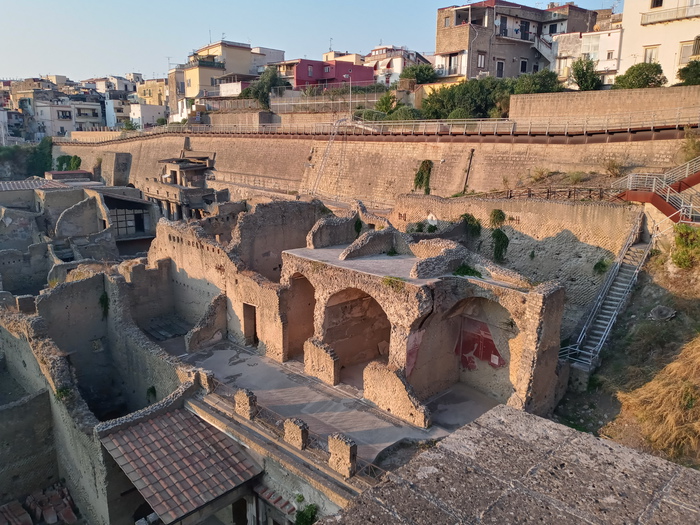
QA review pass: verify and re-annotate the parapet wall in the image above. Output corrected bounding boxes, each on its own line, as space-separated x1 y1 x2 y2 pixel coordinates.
509 85 700 120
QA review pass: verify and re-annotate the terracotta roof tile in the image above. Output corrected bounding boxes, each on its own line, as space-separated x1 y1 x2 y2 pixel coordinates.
101 409 262 524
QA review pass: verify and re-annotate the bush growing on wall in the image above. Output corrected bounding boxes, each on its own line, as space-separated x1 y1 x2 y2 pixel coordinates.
492 228 509 263
570 57 603 91
414 160 433 195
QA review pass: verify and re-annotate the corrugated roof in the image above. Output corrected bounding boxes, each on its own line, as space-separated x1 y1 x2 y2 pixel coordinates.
101 409 262 524
0 179 71 191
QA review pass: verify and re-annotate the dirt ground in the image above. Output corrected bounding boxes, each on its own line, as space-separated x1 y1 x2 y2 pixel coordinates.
551 246 700 469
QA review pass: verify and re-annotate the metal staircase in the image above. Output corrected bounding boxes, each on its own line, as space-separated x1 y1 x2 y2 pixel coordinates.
560 213 651 369
310 118 346 195
613 173 700 224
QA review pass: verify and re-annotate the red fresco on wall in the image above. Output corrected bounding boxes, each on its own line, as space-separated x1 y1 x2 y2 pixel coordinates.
454 318 507 370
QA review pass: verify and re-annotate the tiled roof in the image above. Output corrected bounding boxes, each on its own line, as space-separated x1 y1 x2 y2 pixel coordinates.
254 484 297 516
0 179 70 191
101 409 262 524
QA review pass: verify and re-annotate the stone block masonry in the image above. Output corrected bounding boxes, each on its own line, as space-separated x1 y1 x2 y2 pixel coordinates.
53 132 686 205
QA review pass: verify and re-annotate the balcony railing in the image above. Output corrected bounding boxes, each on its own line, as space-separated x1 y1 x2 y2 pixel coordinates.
641 4 700 24
497 28 536 42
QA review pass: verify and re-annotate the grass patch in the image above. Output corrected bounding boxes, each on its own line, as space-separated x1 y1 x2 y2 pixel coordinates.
453 264 482 278
530 166 551 182
603 158 625 178
618 335 700 460
382 276 406 292
568 171 586 185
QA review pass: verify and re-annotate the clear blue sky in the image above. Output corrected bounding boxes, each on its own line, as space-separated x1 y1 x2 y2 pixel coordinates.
1 0 618 81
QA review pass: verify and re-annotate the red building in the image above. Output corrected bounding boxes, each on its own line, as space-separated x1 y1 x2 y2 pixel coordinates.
273 59 375 88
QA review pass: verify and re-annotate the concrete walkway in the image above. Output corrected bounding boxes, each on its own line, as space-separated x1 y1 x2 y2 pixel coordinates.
185 342 497 462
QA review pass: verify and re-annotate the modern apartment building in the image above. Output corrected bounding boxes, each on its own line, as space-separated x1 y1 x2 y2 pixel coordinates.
434 1 598 80
618 0 700 84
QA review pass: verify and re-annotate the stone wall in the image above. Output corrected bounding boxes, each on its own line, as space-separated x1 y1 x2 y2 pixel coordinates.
0 390 58 503
52 133 686 202
510 85 700 120
0 243 51 295
54 197 102 239
391 195 639 337
0 207 40 251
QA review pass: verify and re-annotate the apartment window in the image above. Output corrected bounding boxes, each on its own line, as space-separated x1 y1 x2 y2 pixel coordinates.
693 36 700 57
324 66 330 73
496 60 505 78
520 59 528 73
477 52 486 69
644 46 659 63
307 65 314 76
57 110 71 120
444 16 450 27
650 0 663 7
186 79 191 87
211 77 217 86
679 42 694 65
607 50 614 60
549 23 557 34
533 63 539 73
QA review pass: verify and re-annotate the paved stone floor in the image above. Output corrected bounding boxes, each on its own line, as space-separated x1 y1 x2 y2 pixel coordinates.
185 342 498 461
319 405 700 525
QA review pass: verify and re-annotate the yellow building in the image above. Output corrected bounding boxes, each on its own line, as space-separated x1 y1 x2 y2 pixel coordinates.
137 79 167 106
183 41 258 99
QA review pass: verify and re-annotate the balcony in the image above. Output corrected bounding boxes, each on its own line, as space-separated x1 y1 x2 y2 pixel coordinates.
497 28 536 42
185 58 225 70
641 4 700 24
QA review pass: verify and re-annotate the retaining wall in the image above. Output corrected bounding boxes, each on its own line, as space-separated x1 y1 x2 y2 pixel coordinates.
53 133 685 203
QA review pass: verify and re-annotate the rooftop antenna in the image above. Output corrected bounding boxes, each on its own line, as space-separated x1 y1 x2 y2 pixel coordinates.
329 37 333 52
222 32 226 41
209 29 212 43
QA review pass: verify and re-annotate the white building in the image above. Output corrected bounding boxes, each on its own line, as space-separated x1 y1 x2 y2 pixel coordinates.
553 28 623 86
618 0 700 84
364 45 431 86
105 99 130 128
34 99 103 137
129 104 167 129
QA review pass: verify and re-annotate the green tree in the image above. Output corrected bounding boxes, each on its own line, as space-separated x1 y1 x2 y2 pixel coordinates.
514 69 564 94
26 137 52 176
571 57 602 91
55 155 72 171
251 66 289 109
156 117 167 126
375 92 403 114
677 60 700 85
400 64 438 84
122 120 138 130
421 77 516 119
68 155 81 170
613 62 667 89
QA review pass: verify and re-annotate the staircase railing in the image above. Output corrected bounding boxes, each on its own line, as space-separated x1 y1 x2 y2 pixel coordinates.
560 211 644 363
661 154 700 184
613 174 700 221
310 118 345 195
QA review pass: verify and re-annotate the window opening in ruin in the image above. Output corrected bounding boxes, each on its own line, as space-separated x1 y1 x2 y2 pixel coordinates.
243 303 259 346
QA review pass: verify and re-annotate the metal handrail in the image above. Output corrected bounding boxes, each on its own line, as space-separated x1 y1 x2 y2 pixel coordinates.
560 211 644 363
54 106 700 144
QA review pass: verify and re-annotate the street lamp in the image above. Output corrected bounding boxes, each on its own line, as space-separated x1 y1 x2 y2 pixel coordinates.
343 69 352 118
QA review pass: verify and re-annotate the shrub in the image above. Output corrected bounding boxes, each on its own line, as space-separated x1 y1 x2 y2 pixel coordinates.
613 62 667 89
427 224 438 233
603 158 625 178
386 247 398 256
568 171 585 184
677 60 700 86
414 160 433 195
593 258 610 275
400 64 438 84
447 107 470 120
354 218 362 238
680 127 700 162
461 213 482 237
415 221 425 233
492 228 509 262
55 387 72 401
295 504 318 525
489 209 506 229
530 166 550 182
672 223 700 269
453 264 482 278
